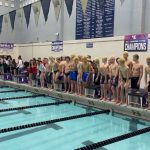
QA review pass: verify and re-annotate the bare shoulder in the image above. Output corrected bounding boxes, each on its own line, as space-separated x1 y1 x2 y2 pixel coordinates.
126 60 132 65
140 64 143 68
132 62 136 65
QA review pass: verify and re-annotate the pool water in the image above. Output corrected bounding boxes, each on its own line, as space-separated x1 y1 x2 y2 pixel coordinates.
0 87 15 92
0 88 33 99
0 88 150 150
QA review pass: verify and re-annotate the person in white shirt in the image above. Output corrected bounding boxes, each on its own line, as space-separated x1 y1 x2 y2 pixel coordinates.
17 56 23 74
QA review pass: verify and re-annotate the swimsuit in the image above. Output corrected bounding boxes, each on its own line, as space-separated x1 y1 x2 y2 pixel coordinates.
94 73 100 85
122 78 127 82
70 71 77 81
53 70 58 74
58 73 63 81
111 76 119 87
148 81 150 92
131 77 140 90
32 73 36 80
101 75 109 84
82 72 89 82
45 72 53 84
64 72 70 77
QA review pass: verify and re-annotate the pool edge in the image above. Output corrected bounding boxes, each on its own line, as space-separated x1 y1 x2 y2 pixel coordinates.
0 80 150 121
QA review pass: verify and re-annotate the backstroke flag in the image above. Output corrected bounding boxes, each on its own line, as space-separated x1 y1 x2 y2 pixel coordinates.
52 0 62 21
41 0 51 22
32 2 41 26
23 4 32 28
0 16 3 33
80 0 88 15
9 10 16 30
65 0 74 17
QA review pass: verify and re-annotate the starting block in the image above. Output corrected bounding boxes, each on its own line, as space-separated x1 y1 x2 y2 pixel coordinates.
85 85 100 98
14 75 28 84
0 74 4 79
128 89 148 108
18 75 28 84
4 73 13 81
54 81 64 91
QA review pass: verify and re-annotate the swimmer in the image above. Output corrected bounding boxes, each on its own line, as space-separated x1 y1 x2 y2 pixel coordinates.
54 65 64 90
117 58 129 105
94 58 101 86
70 57 78 94
109 57 119 102
45 58 53 89
116 58 121 103
77 56 83 95
131 54 143 90
100 57 109 101
82 57 90 95
28 60 33 86
144 57 150 110
51 57 59 87
37 59 46 88
123 52 133 78
29 60 37 86
64 56 71 92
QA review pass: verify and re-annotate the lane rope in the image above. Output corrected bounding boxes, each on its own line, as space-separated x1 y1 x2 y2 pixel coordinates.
0 110 110 133
75 126 150 150
0 94 45 101
0 89 24 93
0 86 9 88
0 100 72 112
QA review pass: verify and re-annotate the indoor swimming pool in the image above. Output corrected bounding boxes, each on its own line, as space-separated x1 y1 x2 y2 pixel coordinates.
0 87 150 150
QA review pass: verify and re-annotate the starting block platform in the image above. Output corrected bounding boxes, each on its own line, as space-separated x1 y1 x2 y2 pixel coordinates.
128 89 148 108
54 81 65 91
14 75 28 84
3 73 13 81
85 85 100 98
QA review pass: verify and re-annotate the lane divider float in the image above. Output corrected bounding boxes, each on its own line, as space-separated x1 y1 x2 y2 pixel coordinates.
0 94 45 101
0 89 24 93
0 110 110 133
75 126 150 150
0 100 72 112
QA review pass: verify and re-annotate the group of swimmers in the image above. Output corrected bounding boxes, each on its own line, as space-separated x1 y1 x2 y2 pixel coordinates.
11 53 150 109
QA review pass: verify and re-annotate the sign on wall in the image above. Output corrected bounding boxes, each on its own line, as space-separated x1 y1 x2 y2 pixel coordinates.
76 0 115 40
86 42 93 48
51 41 63 52
124 34 148 52
0 43 14 49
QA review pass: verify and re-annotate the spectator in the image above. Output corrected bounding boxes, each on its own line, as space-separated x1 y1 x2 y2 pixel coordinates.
17 55 23 74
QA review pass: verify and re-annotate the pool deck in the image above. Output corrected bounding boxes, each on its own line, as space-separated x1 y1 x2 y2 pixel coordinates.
0 80 150 121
